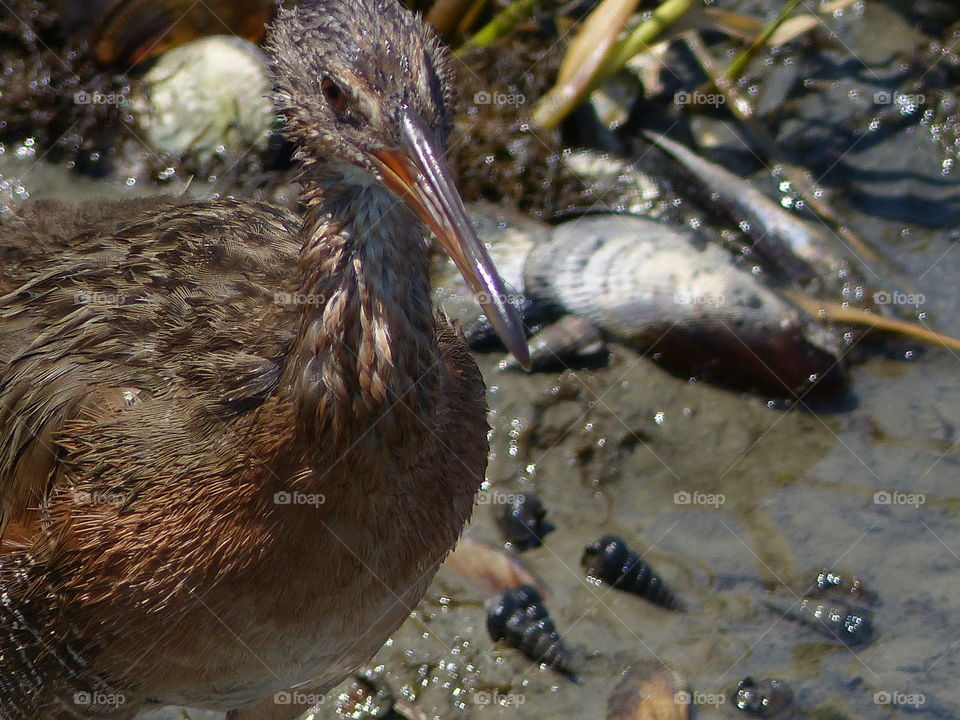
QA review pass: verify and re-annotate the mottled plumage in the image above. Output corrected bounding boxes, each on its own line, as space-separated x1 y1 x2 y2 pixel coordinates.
0 1 522 718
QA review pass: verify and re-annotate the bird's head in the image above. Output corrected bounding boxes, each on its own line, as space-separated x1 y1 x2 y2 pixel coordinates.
267 0 529 367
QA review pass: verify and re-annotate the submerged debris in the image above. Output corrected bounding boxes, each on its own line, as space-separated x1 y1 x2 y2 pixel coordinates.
336 669 394 719
582 535 683 610
646 132 871 299
804 568 875 605
769 596 874 647
500 314 607 372
450 33 589 217
78 0 274 66
731 677 794 718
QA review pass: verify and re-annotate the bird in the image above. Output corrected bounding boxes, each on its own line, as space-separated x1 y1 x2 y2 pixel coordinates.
0 0 528 718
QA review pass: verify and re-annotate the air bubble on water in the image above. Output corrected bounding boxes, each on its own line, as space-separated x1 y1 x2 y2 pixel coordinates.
15 138 36 158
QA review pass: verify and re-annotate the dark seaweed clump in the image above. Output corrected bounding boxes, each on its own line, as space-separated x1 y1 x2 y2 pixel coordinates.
0 0 129 174
450 31 590 218
0 1 297 201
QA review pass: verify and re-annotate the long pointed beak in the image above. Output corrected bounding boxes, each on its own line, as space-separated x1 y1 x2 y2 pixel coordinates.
370 109 530 370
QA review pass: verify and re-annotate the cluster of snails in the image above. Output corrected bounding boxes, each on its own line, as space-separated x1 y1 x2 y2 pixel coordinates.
469 489 874 718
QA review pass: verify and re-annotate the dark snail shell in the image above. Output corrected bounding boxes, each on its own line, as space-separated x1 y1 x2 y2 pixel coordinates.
485 584 576 679
496 492 555 550
582 535 683 610
336 670 394 719
807 568 874 605
795 598 874 646
732 677 794 718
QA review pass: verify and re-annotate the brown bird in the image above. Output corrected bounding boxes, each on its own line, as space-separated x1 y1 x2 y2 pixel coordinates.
0 1 527 718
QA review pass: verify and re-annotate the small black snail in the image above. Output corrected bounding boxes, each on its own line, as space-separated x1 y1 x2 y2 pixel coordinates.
497 492 554 550
485 584 577 679
732 677 794 717
581 535 683 610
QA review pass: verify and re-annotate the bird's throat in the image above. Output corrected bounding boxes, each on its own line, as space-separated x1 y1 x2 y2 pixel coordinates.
285 179 440 449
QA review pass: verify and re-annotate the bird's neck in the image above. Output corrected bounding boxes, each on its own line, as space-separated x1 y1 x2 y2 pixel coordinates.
284 171 439 449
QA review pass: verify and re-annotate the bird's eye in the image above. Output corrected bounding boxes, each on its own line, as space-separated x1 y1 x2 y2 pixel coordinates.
321 78 346 111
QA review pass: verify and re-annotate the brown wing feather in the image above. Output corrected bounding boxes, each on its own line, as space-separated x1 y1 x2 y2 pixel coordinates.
0 196 303 541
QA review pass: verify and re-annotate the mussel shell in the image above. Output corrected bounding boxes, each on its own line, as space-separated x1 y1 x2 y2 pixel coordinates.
442 536 547 597
524 215 847 397
607 661 690 720
437 203 544 344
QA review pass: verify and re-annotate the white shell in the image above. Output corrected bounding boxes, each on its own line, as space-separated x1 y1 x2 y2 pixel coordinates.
133 36 273 162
